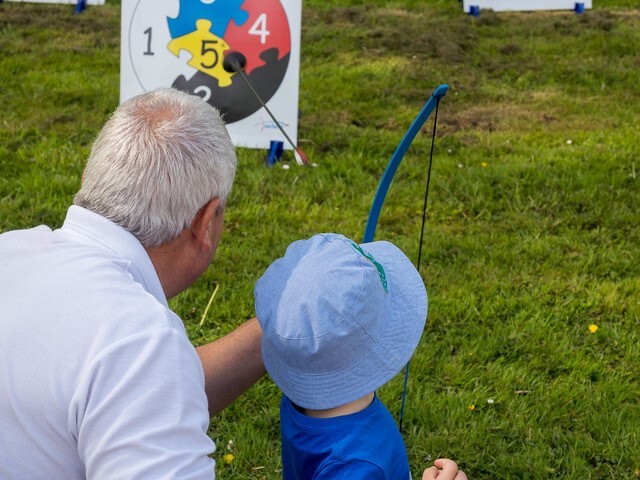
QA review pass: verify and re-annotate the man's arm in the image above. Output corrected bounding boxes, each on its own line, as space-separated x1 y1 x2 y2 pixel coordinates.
196 317 266 416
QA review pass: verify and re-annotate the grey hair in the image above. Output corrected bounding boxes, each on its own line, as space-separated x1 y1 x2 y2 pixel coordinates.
74 88 237 247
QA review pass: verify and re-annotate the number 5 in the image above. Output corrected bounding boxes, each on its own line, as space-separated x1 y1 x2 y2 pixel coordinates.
201 40 219 69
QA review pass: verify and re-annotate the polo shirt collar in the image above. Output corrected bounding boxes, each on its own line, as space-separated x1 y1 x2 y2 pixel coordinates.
61 206 168 307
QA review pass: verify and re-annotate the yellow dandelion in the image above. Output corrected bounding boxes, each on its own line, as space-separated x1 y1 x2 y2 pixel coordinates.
588 324 598 334
481 162 488 168
468 404 475 411
224 453 234 465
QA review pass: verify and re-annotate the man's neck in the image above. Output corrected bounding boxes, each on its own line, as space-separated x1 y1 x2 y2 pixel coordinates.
301 392 375 419
145 231 194 299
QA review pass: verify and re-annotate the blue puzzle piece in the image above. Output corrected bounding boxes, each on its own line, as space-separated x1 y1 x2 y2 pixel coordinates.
167 0 249 39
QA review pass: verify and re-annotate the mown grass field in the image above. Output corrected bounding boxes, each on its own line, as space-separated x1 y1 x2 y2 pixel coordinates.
1 0 639 478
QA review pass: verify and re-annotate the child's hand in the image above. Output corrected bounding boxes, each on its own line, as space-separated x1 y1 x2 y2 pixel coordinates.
422 458 467 480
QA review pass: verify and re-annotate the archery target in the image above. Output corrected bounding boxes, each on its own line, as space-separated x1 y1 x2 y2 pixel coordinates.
462 0 592 12
120 0 302 149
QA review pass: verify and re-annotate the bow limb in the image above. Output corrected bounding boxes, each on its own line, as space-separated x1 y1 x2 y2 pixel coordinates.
363 84 448 243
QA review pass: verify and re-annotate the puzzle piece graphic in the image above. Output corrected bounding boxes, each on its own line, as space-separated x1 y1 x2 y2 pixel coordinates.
223 0 290 75
167 0 249 39
172 48 289 124
168 19 234 87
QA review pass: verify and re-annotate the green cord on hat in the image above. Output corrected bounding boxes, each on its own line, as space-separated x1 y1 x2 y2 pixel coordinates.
349 242 388 293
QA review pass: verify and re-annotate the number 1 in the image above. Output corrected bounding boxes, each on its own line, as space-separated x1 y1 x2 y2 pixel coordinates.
143 27 154 56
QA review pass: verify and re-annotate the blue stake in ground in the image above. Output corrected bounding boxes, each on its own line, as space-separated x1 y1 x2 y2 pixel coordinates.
74 0 86 14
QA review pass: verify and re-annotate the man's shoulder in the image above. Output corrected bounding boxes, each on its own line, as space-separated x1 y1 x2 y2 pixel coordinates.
0 224 53 249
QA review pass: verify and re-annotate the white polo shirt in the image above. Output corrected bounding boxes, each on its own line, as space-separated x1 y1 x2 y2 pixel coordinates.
0 206 216 479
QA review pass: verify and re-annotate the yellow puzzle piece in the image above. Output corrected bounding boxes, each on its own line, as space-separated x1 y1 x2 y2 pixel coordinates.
168 19 234 87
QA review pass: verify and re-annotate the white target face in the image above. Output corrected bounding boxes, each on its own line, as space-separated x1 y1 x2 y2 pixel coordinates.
120 0 302 149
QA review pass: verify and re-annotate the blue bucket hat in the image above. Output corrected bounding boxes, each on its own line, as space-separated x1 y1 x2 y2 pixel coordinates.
254 233 427 410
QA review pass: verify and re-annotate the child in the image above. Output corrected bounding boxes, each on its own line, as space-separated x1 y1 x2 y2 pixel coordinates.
255 233 436 479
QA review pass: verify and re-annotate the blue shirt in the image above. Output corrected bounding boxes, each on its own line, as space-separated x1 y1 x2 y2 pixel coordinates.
280 395 411 479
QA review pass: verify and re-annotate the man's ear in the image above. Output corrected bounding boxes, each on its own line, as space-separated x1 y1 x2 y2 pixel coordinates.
191 198 222 251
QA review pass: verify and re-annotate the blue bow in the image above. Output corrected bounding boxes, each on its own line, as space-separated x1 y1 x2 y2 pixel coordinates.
362 84 448 431
363 84 448 243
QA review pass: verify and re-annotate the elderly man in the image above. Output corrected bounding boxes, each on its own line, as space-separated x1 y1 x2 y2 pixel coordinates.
0 88 264 478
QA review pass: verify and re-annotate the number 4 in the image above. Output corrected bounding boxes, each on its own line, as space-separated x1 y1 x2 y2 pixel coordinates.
248 13 270 44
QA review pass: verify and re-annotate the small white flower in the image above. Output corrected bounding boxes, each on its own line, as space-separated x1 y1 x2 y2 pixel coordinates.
458 163 464 169
487 398 495 404
566 139 572 145
282 164 290 170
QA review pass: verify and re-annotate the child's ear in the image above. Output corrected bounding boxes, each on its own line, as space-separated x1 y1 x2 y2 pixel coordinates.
191 198 221 251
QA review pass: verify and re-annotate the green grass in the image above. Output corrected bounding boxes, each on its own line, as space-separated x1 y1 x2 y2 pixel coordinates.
1 1 639 478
